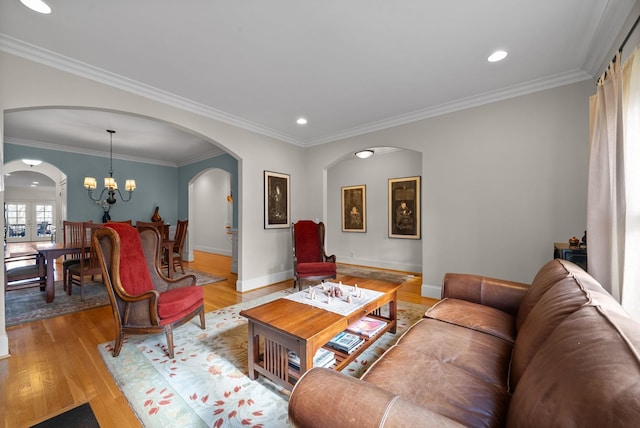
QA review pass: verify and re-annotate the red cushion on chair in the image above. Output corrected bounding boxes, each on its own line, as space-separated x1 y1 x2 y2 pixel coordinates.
158 286 204 325
296 262 337 277
294 221 322 263
106 223 155 295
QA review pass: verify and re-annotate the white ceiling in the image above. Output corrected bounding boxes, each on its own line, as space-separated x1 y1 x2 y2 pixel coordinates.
0 0 638 165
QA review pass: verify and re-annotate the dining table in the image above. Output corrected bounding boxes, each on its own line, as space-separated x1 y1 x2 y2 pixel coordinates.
31 242 84 303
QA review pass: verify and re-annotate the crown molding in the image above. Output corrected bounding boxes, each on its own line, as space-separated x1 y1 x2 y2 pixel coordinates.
0 33 597 149
0 34 303 147
581 0 639 77
306 69 593 146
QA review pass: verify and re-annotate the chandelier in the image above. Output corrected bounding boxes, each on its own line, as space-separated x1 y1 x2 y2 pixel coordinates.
84 129 136 206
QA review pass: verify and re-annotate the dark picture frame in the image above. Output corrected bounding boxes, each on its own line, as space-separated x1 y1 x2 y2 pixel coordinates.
341 185 366 232
264 170 290 229
388 176 421 239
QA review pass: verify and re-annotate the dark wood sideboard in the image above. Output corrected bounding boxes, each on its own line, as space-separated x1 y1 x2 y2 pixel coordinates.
554 242 587 271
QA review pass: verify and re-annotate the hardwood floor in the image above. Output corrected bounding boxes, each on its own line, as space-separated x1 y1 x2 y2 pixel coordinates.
1 251 436 428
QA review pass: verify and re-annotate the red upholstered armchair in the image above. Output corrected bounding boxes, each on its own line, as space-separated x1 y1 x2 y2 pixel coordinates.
94 223 205 358
292 220 337 289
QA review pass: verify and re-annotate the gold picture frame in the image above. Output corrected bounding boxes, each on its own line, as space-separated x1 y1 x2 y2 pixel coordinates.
388 176 420 239
341 185 366 232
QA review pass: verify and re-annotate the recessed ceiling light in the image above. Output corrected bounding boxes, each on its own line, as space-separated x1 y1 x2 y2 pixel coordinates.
488 50 508 62
20 0 52 14
22 159 42 166
355 150 374 159
296 117 308 125
32 181 39 184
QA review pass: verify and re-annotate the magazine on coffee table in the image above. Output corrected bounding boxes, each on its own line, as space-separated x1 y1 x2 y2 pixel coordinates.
288 348 336 370
346 316 388 338
326 331 365 354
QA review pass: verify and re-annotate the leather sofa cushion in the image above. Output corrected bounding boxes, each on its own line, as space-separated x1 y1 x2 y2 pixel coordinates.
515 259 570 330
394 318 513 389
425 298 516 342
507 305 640 427
362 344 511 428
510 260 619 389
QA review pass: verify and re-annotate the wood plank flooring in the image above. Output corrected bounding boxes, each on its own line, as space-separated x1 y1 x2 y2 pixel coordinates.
1 251 436 428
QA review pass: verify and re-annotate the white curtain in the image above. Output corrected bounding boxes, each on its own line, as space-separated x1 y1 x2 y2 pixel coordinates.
588 47 640 320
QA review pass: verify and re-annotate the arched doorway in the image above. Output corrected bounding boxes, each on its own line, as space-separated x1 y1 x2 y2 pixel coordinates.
187 168 233 263
3 160 67 243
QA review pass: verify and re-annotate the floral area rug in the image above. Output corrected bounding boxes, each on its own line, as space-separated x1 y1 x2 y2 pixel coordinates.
5 269 223 327
98 290 430 427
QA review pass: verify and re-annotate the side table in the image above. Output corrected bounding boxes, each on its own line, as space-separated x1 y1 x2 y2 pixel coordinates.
554 243 587 271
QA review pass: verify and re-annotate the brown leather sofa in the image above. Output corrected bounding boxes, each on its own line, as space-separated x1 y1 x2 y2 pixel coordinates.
288 259 640 427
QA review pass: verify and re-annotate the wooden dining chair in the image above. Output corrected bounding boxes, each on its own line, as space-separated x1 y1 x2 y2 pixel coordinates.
62 220 85 293
136 221 168 240
4 253 46 291
67 222 104 300
168 219 188 274
94 223 205 358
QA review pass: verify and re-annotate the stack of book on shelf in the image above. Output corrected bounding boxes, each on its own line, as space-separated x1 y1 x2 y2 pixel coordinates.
288 348 336 370
326 331 366 354
346 316 388 338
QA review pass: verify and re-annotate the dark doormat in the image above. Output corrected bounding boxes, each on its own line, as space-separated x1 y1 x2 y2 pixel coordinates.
31 403 100 428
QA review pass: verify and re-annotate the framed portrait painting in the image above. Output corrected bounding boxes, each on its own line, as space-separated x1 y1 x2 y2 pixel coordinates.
388 176 421 239
264 170 290 229
341 185 366 232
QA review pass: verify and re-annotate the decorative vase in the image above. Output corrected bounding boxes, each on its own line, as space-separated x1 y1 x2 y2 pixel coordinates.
151 207 162 222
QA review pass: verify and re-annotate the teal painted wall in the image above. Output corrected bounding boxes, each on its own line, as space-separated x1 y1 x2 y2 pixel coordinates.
5 143 238 226
5 143 177 223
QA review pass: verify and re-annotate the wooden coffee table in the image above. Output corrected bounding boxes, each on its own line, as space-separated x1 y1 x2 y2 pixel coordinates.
239 282 402 390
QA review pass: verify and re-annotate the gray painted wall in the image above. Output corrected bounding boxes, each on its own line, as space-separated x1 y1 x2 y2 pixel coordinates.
327 149 422 272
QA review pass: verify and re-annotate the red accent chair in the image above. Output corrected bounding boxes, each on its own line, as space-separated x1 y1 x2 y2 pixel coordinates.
94 223 205 358
292 220 337 289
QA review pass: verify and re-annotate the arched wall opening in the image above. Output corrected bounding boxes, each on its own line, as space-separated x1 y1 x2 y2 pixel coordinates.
323 146 423 274
187 168 233 261
3 160 67 242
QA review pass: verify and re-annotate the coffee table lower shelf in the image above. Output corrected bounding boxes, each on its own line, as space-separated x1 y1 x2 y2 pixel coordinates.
248 313 397 390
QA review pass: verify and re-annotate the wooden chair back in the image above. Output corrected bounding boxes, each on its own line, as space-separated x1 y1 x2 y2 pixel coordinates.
107 219 133 225
173 219 188 253
63 221 85 261
136 221 169 240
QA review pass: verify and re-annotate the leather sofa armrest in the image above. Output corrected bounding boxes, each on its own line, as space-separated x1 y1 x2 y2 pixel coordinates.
289 368 464 428
442 273 529 316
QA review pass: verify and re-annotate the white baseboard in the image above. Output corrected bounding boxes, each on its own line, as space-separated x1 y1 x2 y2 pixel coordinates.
193 245 232 257
236 269 293 292
0 332 8 358
422 283 441 299
336 254 421 273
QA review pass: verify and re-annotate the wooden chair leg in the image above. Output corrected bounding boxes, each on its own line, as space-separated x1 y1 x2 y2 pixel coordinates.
112 331 125 357
199 309 205 329
165 325 175 359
